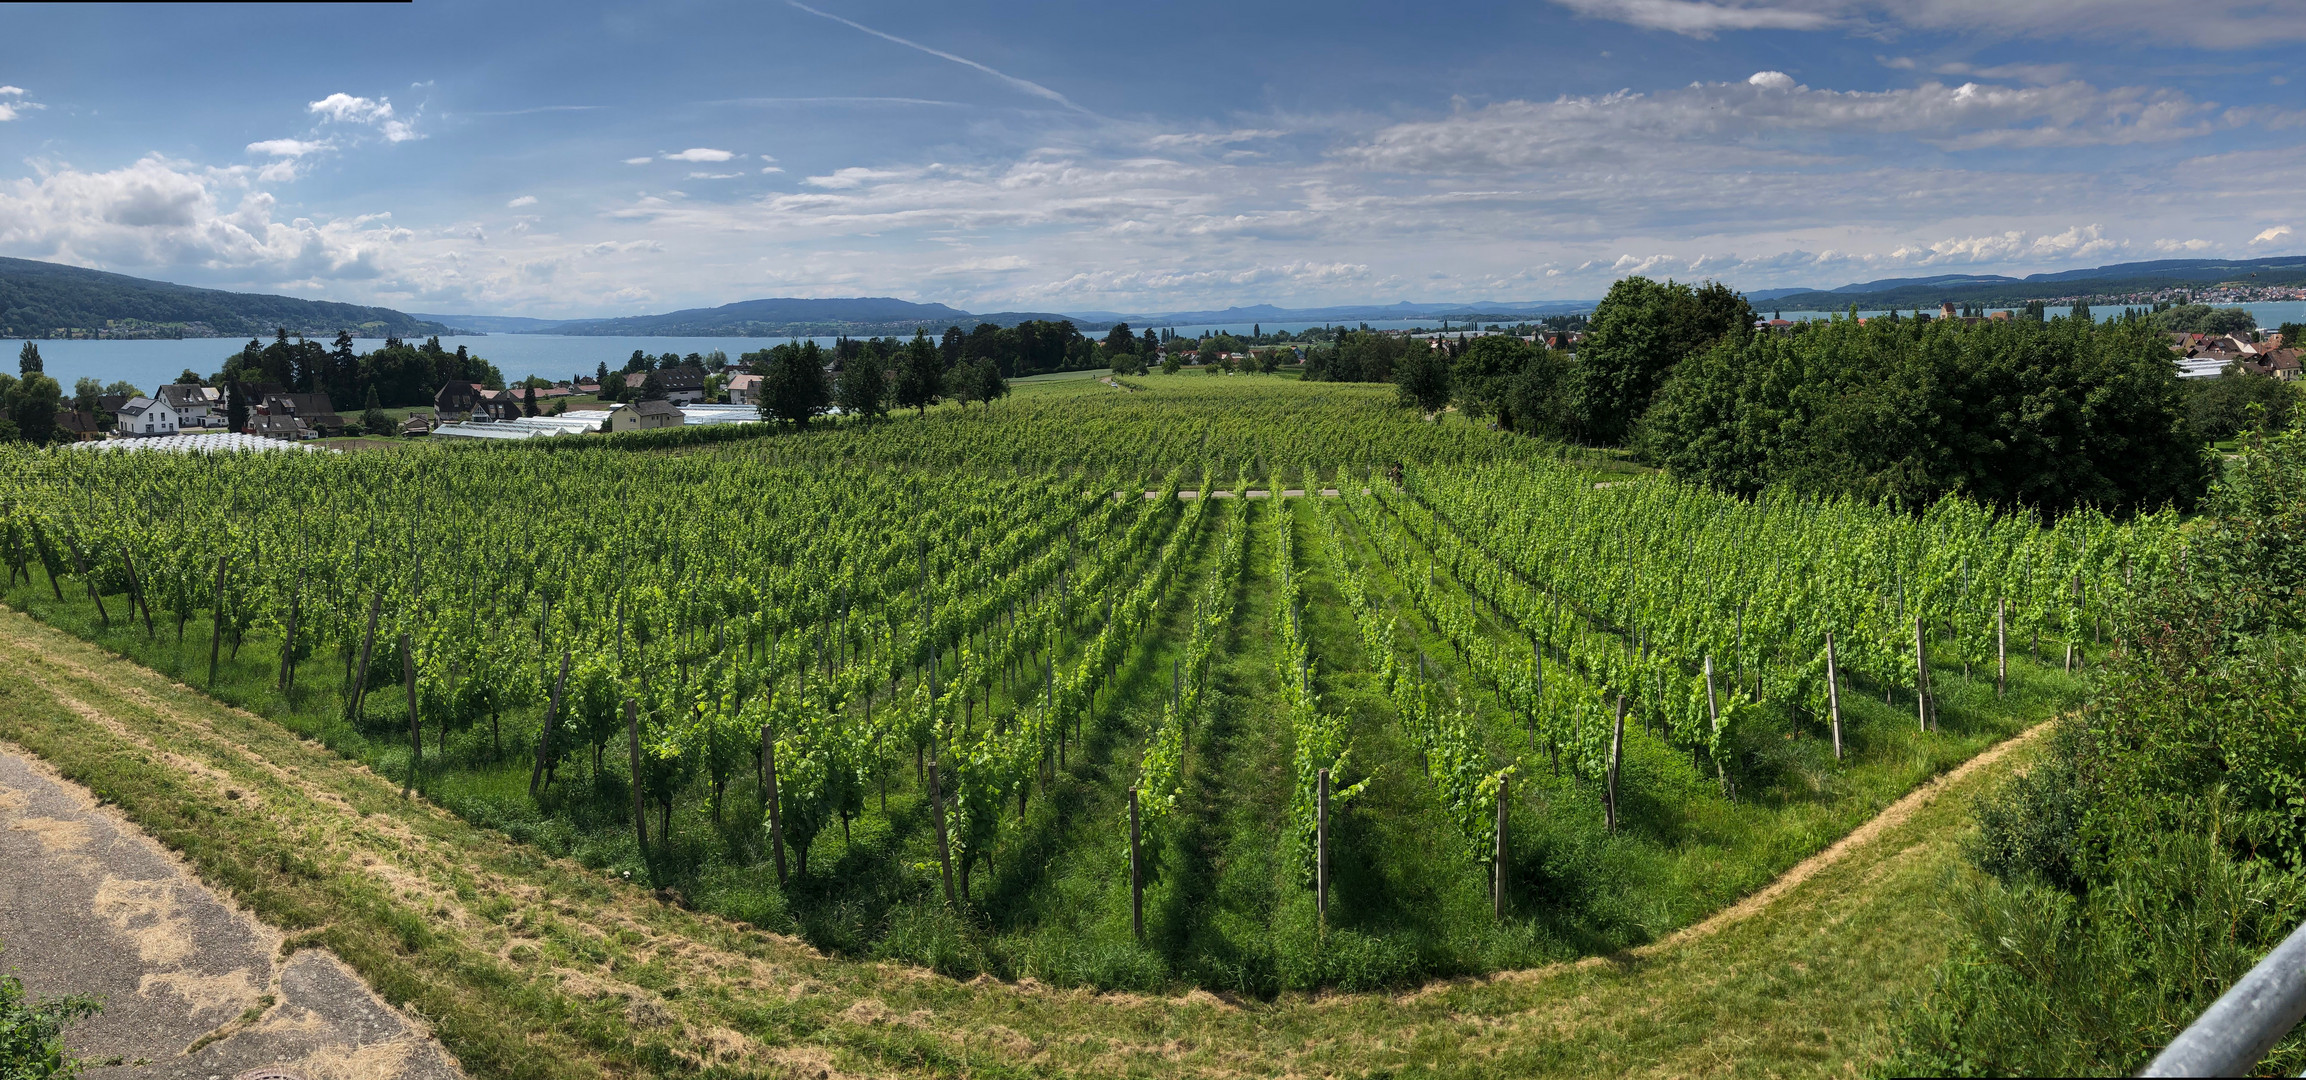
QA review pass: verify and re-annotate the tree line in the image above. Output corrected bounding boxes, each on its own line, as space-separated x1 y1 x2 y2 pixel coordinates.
1317 275 2226 516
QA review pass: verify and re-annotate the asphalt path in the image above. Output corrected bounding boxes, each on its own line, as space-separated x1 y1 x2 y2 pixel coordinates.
0 745 462 1080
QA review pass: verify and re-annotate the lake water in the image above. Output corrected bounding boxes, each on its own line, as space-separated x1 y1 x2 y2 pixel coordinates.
23 301 2306 394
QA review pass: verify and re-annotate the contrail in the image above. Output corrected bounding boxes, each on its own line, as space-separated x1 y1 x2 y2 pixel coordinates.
785 0 1096 117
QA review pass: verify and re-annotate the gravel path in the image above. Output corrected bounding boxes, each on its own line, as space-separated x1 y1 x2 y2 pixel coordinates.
0 745 462 1080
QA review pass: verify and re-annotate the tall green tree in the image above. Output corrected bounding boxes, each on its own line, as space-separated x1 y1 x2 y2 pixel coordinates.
639 370 668 402
1450 335 1538 429
895 329 944 416
361 385 391 436
762 340 831 427
1572 276 1753 446
17 341 40 377
8 372 61 444
967 357 1008 411
834 348 889 420
1394 343 1453 415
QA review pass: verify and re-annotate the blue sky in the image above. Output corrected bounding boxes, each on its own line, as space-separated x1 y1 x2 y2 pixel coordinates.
1 0 2302 317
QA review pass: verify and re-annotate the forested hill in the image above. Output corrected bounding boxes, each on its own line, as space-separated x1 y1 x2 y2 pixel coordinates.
0 256 448 339
1763 256 2306 311
547 296 989 336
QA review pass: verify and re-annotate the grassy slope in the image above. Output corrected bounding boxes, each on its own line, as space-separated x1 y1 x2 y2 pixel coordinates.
0 599 2051 1078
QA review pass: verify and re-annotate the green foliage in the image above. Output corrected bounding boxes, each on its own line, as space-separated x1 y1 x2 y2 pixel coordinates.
1573 277 1752 446
0 953 101 1079
1393 343 1453 415
759 340 832 427
1640 313 2210 516
893 329 944 416
2151 303 2257 337
1892 437 2306 1074
835 349 890 420
2185 366 2298 443
16 341 40 376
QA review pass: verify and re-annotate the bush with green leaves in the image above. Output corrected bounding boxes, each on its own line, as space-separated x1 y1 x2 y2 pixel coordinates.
0 955 101 1079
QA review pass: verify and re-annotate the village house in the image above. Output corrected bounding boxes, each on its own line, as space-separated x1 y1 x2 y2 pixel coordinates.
247 413 313 442
606 399 683 432
263 392 345 435
157 384 221 427
55 410 102 441
649 365 709 405
725 372 762 406
434 381 521 422
115 394 179 436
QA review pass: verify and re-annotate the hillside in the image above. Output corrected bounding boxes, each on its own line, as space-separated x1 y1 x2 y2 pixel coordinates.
545 295 979 336
0 256 448 339
1763 256 2306 310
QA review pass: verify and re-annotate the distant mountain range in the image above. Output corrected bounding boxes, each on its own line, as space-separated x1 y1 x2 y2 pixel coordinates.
1756 257 2306 311
419 297 1597 336
0 256 448 339
10 251 2300 346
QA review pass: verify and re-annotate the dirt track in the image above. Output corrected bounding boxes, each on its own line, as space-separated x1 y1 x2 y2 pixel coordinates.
0 745 462 1080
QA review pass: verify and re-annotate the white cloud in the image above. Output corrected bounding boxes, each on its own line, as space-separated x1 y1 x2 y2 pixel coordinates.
307 92 419 142
805 166 913 189
0 87 37 123
1546 0 2306 48
623 157 653 165
2153 238 2215 252
1550 0 1835 36
507 195 538 208
663 148 736 162
0 154 403 283
246 138 331 158
1338 75 2230 175
687 171 743 180
2252 225 2293 244
760 166 785 174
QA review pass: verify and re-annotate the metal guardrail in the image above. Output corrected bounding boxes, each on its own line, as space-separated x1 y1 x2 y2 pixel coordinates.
2141 917 2306 1076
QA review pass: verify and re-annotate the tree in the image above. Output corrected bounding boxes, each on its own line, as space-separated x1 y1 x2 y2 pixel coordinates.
1451 335 1538 429
640 370 668 402
225 379 248 433
762 340 831 427
601 370 628 402
8 373 61 444
17 341 41 376
894 329 944 416
1638 314 2211 515
71 377 104 414
834 346 889 420
2186 366 2300 443
1572 276 1753 446
361 385 391 436
1103 322 1136 358
1395 343 1453 416
175 369 206 386
968 357 1009 410
522 386 540 417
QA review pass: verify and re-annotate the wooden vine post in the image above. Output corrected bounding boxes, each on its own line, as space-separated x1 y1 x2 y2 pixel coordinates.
122 554 155 638
1823 632 1842 761
1128 787 1145 941
529 651 569 799
69 543 108 628
1606 695 1626 834
928 761 956 907
1996 597 2008 699
399 632 420 797
1316 767 1332 925
207 555 227 687
345 590 382 721
1913 615 1935 732
625 699 650 865
1492 775 1509 919
763 726 787 887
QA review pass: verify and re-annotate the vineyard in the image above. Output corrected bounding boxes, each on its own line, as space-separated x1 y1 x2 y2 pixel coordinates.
0 376 2171 994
